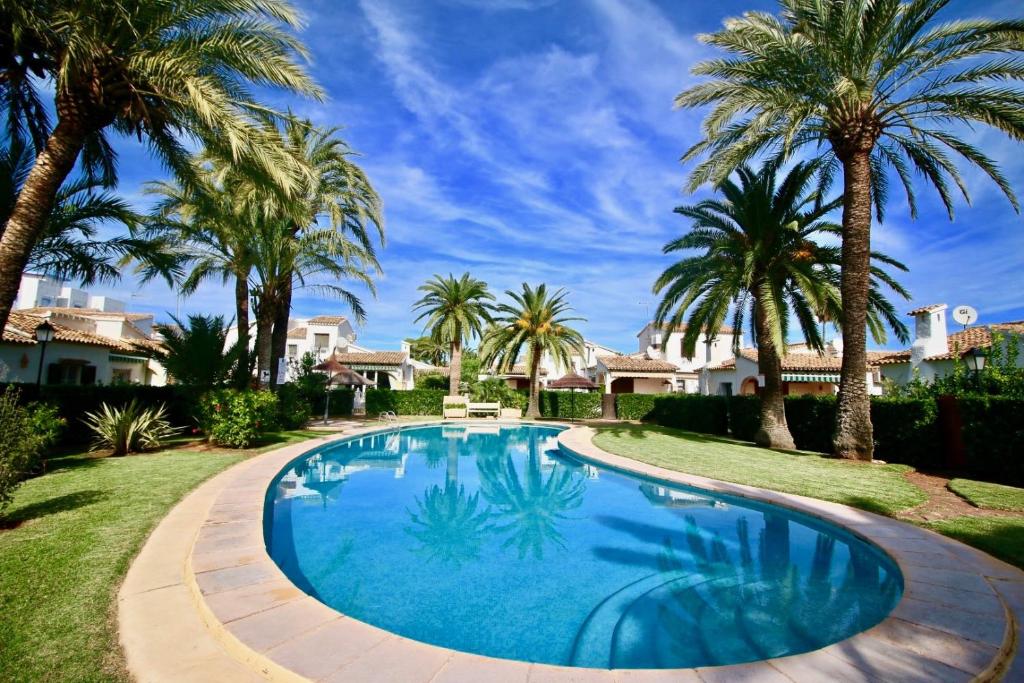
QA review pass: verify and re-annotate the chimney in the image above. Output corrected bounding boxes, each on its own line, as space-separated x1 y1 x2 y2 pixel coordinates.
909 304 948 367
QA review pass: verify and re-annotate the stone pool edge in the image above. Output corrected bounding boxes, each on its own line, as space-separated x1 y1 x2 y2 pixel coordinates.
120 420 1024 682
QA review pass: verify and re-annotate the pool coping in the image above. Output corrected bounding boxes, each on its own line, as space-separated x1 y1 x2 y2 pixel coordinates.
119 421 1024 682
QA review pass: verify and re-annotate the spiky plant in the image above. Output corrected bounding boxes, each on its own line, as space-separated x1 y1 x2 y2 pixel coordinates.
82 401 180 457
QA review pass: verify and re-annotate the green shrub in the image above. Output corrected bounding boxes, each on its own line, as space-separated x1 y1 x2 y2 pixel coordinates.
781 395 836 453
616 393 658 421
415 373 448 390
870 396 939 467
275 383 312 429
959 396 1024 484
82 400 180 456
538 390 602 419
727 395 761 442
471 378 522 408
199 389 279 448
651 394 729 435
0 387 52 514
366 389 446 416
314 387 355 417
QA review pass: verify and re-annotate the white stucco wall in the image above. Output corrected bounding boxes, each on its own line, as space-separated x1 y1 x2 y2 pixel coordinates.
0 342 111 384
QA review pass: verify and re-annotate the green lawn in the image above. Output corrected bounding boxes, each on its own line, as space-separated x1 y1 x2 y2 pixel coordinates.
0 441 272 681
948 478 1024 511
593 424 926 516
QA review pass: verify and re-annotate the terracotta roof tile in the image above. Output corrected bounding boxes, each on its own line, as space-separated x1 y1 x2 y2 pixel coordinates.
3 312 141 352
639 321 735 337
906 303 947 316
333 351 407 366
286 326 307 340
721 347 893 372
308 315 347 326
19 306 152 322
876 322 1024 364
598 355 679 373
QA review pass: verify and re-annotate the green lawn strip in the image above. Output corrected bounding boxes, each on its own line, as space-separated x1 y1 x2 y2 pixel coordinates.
0 450 245 682
924 517 1024 570
948 478 1024 512
592 424 926 517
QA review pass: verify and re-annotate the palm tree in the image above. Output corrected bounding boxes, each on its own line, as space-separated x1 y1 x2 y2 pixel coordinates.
653 162 909 449
674 0 1024 459
406 335 449 367
413 274 495 396
267 118 384 386
0 139 178 288
151 314 240 387
144 164 256 388
0 0 322 335
480 284 585 419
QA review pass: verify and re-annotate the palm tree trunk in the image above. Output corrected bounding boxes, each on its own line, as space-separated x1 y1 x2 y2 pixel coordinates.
234 275 252 389
833 150 875 461
753 298 795 450
0 118 88 334
525 348 542 419
449 340 462 396
255 295 275 389
269 277 293 389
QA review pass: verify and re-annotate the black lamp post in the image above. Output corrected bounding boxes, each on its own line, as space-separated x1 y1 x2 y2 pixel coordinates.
964 347 987 391
34 320 56 387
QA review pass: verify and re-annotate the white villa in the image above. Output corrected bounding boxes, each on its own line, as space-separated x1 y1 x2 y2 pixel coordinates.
0 308 165 385
232 315 419 389
592 322 741 394
875 304 1024 384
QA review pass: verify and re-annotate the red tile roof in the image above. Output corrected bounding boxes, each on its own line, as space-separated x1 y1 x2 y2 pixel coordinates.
598 355 679 373
2 312 143 352
906 304 947 316
308 316 348 326
18 306 152 322
332 351 407 366
639 321 735 337
874 322 1024 364
709 347 894 372
286 326 307 340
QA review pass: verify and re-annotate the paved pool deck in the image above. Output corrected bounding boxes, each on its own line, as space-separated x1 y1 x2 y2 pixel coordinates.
119 422 1024 682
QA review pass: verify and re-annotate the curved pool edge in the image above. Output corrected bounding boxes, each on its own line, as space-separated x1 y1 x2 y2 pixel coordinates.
121 420 1024 682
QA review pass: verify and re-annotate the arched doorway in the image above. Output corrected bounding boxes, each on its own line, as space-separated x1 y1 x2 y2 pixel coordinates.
740 376 760 396
610 377 634 393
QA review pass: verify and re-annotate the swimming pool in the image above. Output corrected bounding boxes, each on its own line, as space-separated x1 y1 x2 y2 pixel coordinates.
265 424 902 669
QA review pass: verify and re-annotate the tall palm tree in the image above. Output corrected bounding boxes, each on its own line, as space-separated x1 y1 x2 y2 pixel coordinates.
480 283 585 419
406 335 449 367
0 139 177 287
145 164 256 388
0 0 321 335
674 0 1024 459
653 162 910 449
267 117 384 386
413 274 495 396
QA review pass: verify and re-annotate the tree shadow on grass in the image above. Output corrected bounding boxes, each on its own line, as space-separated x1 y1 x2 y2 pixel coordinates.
0 490 108 530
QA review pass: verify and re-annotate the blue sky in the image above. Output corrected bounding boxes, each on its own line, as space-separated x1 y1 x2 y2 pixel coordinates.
93 0 1023 353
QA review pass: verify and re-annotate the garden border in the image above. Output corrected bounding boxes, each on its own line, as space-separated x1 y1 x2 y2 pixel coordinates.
118 421 1024 682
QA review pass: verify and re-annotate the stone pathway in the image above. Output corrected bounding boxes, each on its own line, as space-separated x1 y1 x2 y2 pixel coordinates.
898 471 1019 523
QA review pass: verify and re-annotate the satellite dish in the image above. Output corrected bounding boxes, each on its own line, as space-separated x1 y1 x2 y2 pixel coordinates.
952 305 978 327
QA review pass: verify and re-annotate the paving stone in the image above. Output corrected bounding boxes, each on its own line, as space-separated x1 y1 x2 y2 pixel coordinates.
890 596 1006 648
264 616 390 681
203 577 306 623
694 662 791 682
768 648 880 682
528 664 617 683
900 565 997 595
226 596 339 651
864 617 999 672
614 668 702 682
194 559 280 595
191 544 266 574
822 634 974 682
433 653 532 683
323 636 451 683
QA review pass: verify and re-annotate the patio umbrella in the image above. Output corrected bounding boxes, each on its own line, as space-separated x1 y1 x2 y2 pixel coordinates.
313 355 371 423
547 372 598 423
313 354 346 373
331 366 373 387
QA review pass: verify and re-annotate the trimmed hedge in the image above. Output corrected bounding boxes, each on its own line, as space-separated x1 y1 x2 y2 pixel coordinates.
310 388 355 417
783 395 836 454
538 391 602 420
727 395 761 443
870 396 940 467
959 396 1024 485
651 394 730 436
1 383 199 445
366 388 446 416
615 393 658 421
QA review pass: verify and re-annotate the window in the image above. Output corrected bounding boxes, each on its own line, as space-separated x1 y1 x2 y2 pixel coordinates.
112 368 133 384
287 344 298 358
313 333 329 351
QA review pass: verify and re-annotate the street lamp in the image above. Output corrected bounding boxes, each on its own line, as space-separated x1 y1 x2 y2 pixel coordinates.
34 320 55 387
964 347 987 390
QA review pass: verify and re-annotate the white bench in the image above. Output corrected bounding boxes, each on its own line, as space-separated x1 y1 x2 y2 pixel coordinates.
443 396 468 419
467 402 500 417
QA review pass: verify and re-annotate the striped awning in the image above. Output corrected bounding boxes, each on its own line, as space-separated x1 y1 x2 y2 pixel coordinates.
782 372 840 383
109 354 148 364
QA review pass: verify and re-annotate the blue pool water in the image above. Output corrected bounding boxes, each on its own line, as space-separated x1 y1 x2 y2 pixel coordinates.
265 424 902 669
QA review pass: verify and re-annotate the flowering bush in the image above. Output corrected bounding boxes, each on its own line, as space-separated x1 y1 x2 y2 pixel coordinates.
199 389 279 448
1 387 63 515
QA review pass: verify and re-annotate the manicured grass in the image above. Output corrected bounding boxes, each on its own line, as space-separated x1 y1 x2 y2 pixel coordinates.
925 517 1024 569
948 478 1024 512
593 424 926 516
0 448 246 682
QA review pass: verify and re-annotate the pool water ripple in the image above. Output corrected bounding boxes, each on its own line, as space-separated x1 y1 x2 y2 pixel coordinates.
265 424 902 669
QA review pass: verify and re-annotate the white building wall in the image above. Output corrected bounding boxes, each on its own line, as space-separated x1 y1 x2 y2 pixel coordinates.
637 323 738 373
0 342 111 384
